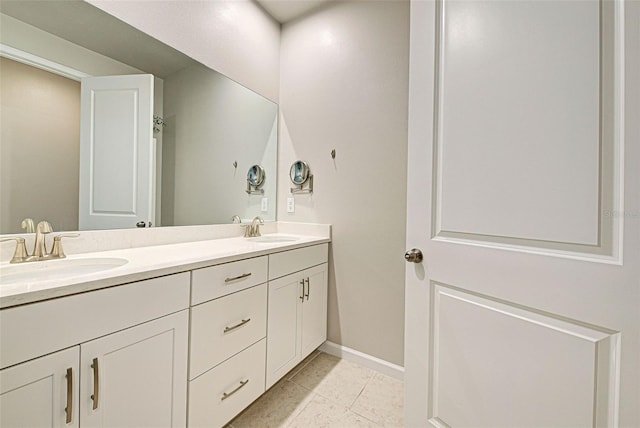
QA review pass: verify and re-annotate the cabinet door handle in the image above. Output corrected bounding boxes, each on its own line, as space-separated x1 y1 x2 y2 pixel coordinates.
304 277 310 301
299 279 305 301
221 379 249 401
223 318 251 333
65 367 73 424
90 358 99 410
224 272 252 283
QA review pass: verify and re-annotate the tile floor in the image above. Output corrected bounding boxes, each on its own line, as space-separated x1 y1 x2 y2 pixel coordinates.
229 352 404 428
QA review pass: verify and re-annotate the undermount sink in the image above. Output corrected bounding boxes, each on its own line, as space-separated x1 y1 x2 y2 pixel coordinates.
248 235 299 243
0 257 128 284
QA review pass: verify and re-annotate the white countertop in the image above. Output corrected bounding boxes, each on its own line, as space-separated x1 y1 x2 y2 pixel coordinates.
0 234 330 309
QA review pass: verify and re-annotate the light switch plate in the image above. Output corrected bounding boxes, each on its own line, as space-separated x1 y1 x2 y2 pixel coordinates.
261 198 268 212
287 197 295 213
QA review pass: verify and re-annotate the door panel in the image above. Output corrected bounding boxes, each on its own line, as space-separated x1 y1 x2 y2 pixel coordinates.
433 0 620 257
80 311 188 428
431 284 617 427
301 264 328 356
79 74 154 230
436 0 602 246
0 347 79 428
266 273 303 388
405 0 639 426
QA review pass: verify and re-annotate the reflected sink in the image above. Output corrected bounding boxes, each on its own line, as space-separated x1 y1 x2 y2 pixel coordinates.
0 257 128 284
248 235 299 243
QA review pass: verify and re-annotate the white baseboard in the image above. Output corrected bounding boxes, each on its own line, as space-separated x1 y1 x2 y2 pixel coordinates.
319 341 404 381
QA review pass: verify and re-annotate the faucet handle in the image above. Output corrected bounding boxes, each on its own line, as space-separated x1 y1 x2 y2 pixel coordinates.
50 234 80 259
1 237 29 263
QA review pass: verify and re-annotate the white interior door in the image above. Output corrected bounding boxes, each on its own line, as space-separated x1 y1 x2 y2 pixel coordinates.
405 1 639 426
79 74 154 230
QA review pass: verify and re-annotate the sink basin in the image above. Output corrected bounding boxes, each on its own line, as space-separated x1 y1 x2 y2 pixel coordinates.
0 257 128 284
248 235 299 243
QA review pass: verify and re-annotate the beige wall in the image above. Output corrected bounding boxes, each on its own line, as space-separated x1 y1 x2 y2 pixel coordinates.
0 57 80 233
162 63 277 225
278 1 410 366
88 0 281 103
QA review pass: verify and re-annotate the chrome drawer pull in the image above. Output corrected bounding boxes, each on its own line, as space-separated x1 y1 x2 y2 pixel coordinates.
221 379 249 401
224 273 252 283
299 279 305 301
65 367 73 424
224 318 251 333
304 277 310 301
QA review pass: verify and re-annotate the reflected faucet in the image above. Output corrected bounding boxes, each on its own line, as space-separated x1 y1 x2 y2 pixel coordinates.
21 218 35 233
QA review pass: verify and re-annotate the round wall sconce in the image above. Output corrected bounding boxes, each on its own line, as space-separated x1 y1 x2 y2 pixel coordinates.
246 164 265 194
290 161 313 194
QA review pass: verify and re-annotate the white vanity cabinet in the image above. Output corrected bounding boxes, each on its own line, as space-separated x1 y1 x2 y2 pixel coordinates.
0 237 331 428
266 244 328 389
0 313 188 428
0 273 190 428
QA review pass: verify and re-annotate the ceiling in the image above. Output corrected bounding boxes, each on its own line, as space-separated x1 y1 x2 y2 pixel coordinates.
0 0 332 76
0 0 195 78
255 0 332 23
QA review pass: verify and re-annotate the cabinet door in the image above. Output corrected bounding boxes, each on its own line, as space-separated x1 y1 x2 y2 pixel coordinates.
301 263 328 357
0 347 79 428
80 310 188 428
266 273 303 389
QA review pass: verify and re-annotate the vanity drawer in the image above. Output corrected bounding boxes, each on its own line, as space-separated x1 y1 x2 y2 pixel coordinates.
191 256 268 305
268 243 329 280
189 283 267 380
188 338 266 428
0 272 190 370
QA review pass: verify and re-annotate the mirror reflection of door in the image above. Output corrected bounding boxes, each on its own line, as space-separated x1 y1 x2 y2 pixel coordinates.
78 74 155 230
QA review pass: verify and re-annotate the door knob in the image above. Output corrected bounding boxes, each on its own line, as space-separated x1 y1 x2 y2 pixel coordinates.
136 221 146 228
405 248 423 263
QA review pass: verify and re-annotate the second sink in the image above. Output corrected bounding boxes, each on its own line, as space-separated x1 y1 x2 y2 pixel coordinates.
248 235 298 243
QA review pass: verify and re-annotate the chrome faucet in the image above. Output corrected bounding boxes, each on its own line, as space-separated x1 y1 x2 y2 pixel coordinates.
32 221 53 259
244 216 264 238
0 220 79 263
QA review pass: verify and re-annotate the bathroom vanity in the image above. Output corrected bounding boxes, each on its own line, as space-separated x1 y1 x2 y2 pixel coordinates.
0 229 329 427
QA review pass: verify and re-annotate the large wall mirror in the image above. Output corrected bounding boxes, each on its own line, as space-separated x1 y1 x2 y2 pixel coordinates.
0 1 277 234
